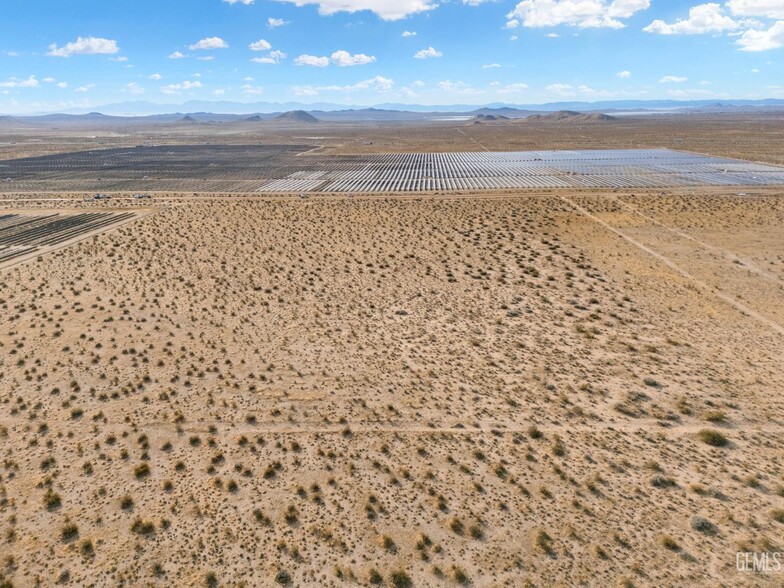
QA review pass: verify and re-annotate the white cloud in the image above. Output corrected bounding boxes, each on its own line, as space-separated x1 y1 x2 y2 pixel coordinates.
482 63 502 68
149 73 162 80
638 1 784 52
437 80 485 95
330 50 376 66
293 75 394 96
507 0 650 29
292 85 320 96
643 3 741 35
161 80 203 94
57 81 68 88
249 39 272 51
412 80 425 87
727 0 784 19
505 19 520 28
47 36 119 57
169 51 186 59
575 84 612 97
546 83 575 96
252 50 287 64
242 84 265 95
659 75 688 83
666 87 721 98
736 20 784 50
42 77 56 83
0 75 39 89
74 84 95 93
498 82 529 94
414 46 442 59
268 17 288 27
274 0 436 21
189 37 228 50
213 88 226 95
617 69 631 78
345 75 394 91
402 31 417 37
3 50 19 57
224 0 254 4
294 54 330 66
124 82 145 95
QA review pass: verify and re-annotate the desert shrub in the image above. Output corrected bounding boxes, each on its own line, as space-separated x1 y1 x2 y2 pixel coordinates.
691 516 718 535
61 523 78 543
80 539 94 557
449 518 464 535
451 566 470 585
698 429 728 447
389 571 412 588
535 530 553 554
703 411 725 423
660 535 679 551
134 463 150 479
131 518 155 536
651 476 676 488
43 489 61 511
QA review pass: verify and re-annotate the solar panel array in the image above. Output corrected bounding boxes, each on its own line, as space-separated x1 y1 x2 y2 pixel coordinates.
256 149 784 193
0 212 135 265
2 146 783 194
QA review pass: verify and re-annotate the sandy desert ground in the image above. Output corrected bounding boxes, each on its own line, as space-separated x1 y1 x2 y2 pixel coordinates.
3 112 784 164
0 119 783 587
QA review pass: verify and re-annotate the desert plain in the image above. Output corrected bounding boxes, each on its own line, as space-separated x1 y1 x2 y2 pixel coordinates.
0 114 783 587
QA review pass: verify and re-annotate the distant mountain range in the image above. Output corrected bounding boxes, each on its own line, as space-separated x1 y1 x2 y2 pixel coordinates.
1 98 784 124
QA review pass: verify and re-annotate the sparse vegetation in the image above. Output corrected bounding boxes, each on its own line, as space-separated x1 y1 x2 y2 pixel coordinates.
698 429 729 447
0 129 782 587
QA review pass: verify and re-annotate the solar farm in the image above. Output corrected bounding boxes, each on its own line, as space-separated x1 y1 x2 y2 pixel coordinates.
2 146 784 194
0 211 137 267
256 149 784 193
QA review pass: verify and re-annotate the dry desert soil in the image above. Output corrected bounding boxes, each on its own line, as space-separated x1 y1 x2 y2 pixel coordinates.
0 116 783 587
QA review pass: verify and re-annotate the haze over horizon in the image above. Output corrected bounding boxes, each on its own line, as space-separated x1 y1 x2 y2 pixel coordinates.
2 0 784 115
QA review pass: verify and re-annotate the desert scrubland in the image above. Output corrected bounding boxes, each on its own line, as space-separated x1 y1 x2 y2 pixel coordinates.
0 116 783 587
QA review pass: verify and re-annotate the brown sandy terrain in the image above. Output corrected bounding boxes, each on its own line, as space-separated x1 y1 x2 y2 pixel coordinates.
3 113 784 164
0 120 783 587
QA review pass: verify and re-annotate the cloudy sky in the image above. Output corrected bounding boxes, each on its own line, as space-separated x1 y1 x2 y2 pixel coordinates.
2 0 783 113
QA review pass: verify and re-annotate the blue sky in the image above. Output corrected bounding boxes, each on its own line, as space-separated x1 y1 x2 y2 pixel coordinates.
1 0 783 113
